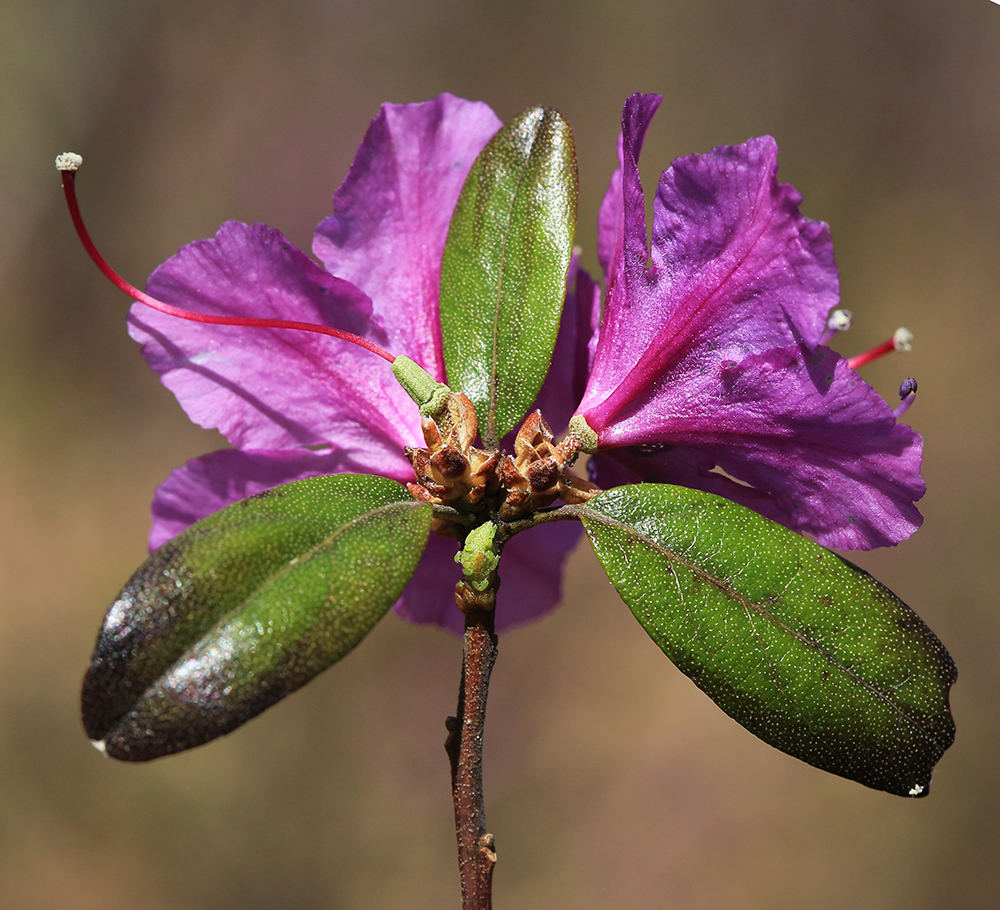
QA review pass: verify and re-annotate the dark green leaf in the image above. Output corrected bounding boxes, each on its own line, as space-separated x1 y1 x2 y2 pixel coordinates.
440 106 578 447
578 484 956 797
82 474 432 761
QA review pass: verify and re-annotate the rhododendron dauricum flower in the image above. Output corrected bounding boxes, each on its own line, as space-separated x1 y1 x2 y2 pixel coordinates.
571 94 922 551
123 94 591 635
91 91 920 634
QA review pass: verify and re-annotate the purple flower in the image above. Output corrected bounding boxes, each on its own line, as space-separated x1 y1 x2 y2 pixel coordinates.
571 94 923 550
129 94 587 635
129 91 923 645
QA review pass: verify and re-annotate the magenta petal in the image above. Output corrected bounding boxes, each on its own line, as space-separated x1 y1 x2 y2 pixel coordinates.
493 520 582 629
596 93 663 279
590 448 800 534
586 94 663 413
649 136 835 350
592 345 924 550
149 446 412 551
393 536 464 633
131 221 423 456
531 257 602 433
313 94 502 378
396 520 583 635
582 127 838 431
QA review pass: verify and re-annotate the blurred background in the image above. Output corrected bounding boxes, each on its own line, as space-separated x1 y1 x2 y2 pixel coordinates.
2 0 998 907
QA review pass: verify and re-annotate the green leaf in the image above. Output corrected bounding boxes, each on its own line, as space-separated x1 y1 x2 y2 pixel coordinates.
578 484 956 797
440 106 578 447
82 474 432 761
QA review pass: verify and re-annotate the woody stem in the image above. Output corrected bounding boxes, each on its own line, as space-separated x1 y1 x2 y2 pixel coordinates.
445 606 498 910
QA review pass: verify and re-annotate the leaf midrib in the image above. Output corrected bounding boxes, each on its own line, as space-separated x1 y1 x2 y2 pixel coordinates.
579 503 946 749
124 498 429 721
485 122 539 448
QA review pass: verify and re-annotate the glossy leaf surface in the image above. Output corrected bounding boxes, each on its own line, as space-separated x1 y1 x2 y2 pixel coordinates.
578 484 956 797
83 474 432 761
440 106 578 447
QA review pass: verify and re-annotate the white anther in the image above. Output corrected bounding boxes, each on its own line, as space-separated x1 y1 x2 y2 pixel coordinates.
820 309 853 345
893 328 913 352
55 152 83 172
827 309 852 332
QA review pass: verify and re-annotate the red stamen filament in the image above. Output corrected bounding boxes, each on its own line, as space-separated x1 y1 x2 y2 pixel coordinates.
847 338 895 370
60 167 395 364
846 328 912 371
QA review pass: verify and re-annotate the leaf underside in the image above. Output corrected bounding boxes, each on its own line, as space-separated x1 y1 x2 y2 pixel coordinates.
82 474 432 761
579 484 956 797
440 105 578 447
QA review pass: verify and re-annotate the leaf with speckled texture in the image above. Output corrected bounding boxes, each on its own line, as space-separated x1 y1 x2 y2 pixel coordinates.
579 484 956 797
82 474 432 761
439 106 578 447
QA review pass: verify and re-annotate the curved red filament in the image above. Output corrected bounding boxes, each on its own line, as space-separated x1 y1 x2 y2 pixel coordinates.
60 169 395 364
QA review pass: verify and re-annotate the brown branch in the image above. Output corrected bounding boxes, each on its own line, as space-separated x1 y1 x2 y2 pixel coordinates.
445 606 498 910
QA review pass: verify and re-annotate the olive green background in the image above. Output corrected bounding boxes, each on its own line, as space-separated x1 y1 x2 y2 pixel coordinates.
2 1 997 907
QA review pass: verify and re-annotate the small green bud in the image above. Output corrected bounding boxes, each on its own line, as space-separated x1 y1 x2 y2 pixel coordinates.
391 356 452 419
455 522 501 592
567 414 599 454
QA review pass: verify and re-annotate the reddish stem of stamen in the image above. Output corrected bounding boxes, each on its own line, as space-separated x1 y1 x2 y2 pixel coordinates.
847 338 895 370
60 169 395 364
